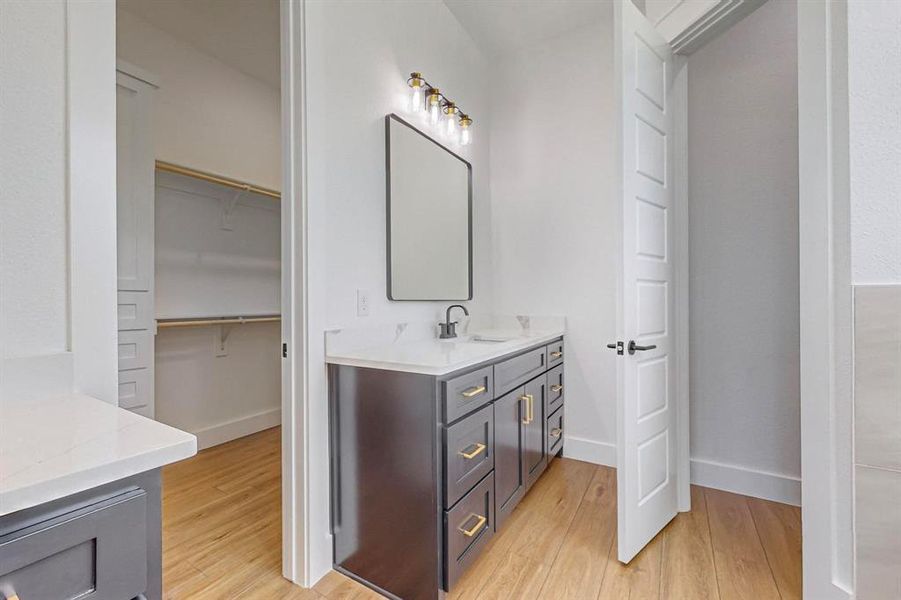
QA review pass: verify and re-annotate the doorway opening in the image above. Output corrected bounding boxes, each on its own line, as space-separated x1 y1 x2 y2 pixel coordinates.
114 0 292 595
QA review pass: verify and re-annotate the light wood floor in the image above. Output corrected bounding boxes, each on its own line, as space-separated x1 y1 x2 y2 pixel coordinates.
162 427 801 599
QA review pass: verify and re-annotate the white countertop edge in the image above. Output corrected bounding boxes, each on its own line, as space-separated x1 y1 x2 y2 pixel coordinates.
326 330 565 376
0 435 196 517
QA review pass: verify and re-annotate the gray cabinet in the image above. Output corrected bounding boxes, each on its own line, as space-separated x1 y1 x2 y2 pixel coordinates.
328 337 564 600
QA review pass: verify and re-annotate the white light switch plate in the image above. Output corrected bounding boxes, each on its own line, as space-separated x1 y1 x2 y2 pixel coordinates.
356 289 370 317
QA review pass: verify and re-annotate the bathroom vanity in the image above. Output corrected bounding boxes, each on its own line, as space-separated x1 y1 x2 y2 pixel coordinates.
327 328 565 600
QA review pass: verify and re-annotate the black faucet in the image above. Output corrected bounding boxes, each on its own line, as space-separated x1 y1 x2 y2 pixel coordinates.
439 305 469 339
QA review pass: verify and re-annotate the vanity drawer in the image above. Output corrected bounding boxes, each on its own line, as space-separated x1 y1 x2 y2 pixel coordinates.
546 365 564 415
547 406 564 458
0 489 148 600
445 473 494 590
494 346 548 397
443 366 494 423
445 404 494 508
546 340 564 367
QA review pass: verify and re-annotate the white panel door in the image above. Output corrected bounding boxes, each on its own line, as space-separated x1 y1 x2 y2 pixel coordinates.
614 0 680 564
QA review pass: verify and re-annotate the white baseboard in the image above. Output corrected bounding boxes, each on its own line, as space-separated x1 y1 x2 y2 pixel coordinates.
560 436 801 506
690 458 801 506
563 435 617 467
194 407 281 450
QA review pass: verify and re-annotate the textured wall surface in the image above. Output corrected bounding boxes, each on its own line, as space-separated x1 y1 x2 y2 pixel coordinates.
849 0 901 285
0 1 69 359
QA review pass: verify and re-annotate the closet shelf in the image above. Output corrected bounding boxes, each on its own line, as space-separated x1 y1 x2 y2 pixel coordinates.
155 160 281 200
157 315 281 329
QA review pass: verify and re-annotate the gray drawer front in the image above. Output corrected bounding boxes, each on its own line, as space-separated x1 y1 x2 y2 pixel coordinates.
548 406 564 458
443 366 494 423
546 340 564 367
445 404 495 508
0 489 148 600
445 473 494 590
546 364 564 416
494 347 548 397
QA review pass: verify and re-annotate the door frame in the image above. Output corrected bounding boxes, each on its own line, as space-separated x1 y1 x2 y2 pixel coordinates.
797 0 854 597
280 0 310 586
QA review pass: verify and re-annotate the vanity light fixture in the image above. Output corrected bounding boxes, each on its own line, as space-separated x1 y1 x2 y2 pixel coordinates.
406 71 474 145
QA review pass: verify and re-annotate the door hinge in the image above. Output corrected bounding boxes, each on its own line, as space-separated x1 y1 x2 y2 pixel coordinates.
282 343 288 358
606 341 624 356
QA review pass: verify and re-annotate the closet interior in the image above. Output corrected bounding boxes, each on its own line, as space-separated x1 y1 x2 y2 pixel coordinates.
114 0 284 582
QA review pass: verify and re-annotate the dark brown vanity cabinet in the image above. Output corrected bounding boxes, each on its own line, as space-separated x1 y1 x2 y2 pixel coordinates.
328 337 564 600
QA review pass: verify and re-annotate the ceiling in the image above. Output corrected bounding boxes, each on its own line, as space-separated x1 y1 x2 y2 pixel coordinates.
118 0 281 88
443 0 610 57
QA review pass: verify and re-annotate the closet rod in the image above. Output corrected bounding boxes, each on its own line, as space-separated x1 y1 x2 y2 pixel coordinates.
157 315 281 329
155 160 281 200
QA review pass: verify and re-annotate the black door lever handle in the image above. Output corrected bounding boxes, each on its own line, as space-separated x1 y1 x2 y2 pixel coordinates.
628 340 657 355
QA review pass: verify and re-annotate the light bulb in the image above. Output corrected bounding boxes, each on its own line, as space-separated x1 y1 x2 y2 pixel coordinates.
427 88 441 125
444 103 458 138
408 72 424 113
459 115 473 146
410 85 423 113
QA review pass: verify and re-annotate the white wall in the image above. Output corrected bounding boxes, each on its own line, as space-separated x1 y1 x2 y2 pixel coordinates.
489 17 617 465
849 0 901 286
848 1 901 597
1 0 118 406
117 9 282 444
687 0 800 502
0 0 69 360
117 8 281 191
305 0 492 582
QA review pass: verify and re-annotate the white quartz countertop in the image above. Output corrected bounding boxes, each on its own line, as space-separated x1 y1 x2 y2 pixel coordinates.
0 393 197 517
326 329 564 376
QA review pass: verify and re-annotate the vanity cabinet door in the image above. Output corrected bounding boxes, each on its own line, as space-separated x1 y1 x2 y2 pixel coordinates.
493 387 527 530
523 376 548 491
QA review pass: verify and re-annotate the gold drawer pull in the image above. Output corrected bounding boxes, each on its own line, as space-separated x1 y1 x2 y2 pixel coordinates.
550 428 562 438
459 442 487 460
520 394 534 424
551 384 563 393
550 351 563 359
462 385 487 398
459 513 487 537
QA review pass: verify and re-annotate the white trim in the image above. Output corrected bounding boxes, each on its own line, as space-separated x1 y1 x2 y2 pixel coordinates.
563 436 617 467
67 0 119 406
0 354 74 402
667 0 768 55
193 408 281 450
798 0 854 597
672 54 691 515
690 459 801 506
281 0 309 587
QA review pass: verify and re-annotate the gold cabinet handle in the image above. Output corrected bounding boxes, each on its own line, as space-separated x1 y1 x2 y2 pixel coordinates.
520 394 531 424
527 394 534 423
550 428 562 438
462 385 487 398
550 351 563 359
459 513 487 537
551 384 563 393
459 442 487 459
